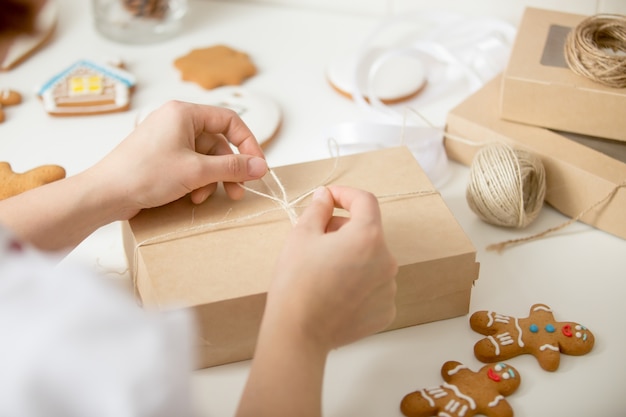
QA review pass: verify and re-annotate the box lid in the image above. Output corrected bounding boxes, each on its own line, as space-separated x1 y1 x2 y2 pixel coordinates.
501 7 626 141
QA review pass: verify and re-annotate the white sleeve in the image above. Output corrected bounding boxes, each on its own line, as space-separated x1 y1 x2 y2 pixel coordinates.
0 228 197 417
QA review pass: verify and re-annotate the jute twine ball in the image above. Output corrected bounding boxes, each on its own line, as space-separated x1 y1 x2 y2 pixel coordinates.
466 143 546 228
564 13 626 89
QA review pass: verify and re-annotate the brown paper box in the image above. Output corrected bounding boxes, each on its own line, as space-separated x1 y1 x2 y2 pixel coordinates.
446 75 626 240
500 7 626 142
123 146 479 369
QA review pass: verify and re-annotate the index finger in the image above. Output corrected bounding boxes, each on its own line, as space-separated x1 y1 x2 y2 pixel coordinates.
191 104 265 158
326 185 382 226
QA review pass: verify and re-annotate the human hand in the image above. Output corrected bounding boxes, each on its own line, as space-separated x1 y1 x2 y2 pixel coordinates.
266 185 398 352
237 185 397 417
89 100 268 220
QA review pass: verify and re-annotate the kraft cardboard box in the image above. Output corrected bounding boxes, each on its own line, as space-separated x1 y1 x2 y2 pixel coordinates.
446 75 626 240
123 146 479 369
500 7 626 142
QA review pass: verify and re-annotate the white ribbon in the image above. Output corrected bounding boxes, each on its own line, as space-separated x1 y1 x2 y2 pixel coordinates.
325 11 516 186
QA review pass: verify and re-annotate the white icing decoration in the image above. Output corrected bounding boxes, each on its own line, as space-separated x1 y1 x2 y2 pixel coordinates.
487 311 494 327
488 395 505 407
487 335 500 355
576 325 582 330
427 387 447 399
539 344 559 352
533 305 552 313
447 364 468 376
115 83 130 107
442 383 476 410
496 332 514 345
502 372 510 380
459 405 468 417
514 317 524 347
494 313 510 324
494 364 503 372
419 389 435 407
439 413 453 417
446 399 461 412
576 332 582 338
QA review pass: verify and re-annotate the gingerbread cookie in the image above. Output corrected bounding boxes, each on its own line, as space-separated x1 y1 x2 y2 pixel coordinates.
173 45 257 89
0 89 23 123
401 361 521 417
470 303 594 372
0 162 66 200
36 59 136 116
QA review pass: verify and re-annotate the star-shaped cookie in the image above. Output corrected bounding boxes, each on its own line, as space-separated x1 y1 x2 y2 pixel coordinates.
173 44 257 89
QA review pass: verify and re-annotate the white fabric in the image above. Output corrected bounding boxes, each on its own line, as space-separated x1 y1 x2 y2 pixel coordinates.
0 228 196 417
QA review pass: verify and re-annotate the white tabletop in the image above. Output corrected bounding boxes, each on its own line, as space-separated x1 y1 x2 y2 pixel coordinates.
2 1 624 416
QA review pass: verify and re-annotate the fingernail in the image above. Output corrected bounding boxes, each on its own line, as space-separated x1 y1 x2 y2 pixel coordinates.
247 157 268 177
312 186 327 201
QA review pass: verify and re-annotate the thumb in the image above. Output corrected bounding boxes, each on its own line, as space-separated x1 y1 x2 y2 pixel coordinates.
295 187 335 233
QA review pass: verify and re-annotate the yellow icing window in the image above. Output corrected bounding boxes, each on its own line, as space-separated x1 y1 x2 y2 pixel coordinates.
69 76 103 95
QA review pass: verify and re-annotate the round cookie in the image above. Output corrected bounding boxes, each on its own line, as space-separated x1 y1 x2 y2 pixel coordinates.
201 86 281 148
326 47 427 104
173 45 257 90
401 360 521 417
470 303 595 372
136 87 281 148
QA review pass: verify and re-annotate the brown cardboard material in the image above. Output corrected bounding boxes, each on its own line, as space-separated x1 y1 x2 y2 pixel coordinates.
123 146 479 369
501 7 626 142
446 75 626 240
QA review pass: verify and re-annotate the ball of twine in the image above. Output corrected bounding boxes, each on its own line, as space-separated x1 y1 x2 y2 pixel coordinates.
564 13 626 89
466 143 546 228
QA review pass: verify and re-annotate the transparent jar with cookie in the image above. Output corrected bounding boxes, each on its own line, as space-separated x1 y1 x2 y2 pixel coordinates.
92 0 188 44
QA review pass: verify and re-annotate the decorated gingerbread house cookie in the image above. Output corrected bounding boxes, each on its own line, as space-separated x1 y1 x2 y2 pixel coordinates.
36 59 136 116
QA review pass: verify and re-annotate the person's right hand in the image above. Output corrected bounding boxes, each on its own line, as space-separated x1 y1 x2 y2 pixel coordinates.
266 185 398 353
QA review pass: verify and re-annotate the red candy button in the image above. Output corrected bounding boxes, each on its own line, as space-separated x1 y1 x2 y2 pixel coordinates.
488 368 501 382
562 324 573 337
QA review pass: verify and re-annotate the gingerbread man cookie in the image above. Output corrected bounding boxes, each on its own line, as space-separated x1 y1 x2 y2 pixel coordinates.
0 89 23 123
0 162 66 200
470 303 594 372
173 45 257 89
401 361 521 417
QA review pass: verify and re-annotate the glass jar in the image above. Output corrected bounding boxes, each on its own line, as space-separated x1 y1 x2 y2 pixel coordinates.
92 0 188 44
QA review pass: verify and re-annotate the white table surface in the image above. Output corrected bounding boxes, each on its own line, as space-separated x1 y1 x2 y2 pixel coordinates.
2 1 625 416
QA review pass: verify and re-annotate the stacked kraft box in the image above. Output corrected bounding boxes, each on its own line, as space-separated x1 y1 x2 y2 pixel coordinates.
445 7 626 240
